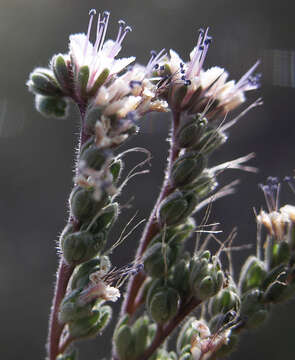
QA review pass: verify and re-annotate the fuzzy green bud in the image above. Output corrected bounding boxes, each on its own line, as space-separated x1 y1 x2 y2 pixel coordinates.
35 95 68 118
239 256 266 293
176 115 208 149
62 230 106 265
144 243 172 278
80 146 110 171
87 203 119 234
59 289 93 323
132 316 150 358
114 324 135 360
187 170 217 197
148 287 180 324
77 65 90 98
274 241 291 266
70 187 108 223
52 54 72 94
88 68 110 97
192 128 227 155
28 69 61 96
209 288 240 316
177 317 196 354
241 289 268 329
170 259 191 296
157 190 198 227
171 152 206 188
110 159 123 183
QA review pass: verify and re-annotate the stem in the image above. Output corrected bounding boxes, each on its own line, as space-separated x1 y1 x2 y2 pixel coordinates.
48 260 75 360
47 103 89 360
121 110 181 317
138 297 201 360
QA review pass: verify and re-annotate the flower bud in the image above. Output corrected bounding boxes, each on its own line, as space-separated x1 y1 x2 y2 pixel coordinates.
144 243 172 278
28 69 61 96
263 280 288 303
238 256 266 294
110 159 123 183
171 153 206 188
80 146 110 171
68 305 112 338
262 264 286 290
157 190 198 227
274 241 291 266
87 203 119 234
62 230 106 265
35 95 68 118
114 324 135 360
132 316 150 358
59 289 93 323
209 288 240 316
148 287 180 324
59 223 75 249
177 317 196 354
146 279 165 309
176 115 208 149
192 128 227 155
169 259 190 296
70 187 108 223
71 256 111 290
241 289 268 329
52 54 72 94
187 170 217 197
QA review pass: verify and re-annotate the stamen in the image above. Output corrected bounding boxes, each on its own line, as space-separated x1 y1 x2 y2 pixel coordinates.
284 176 295 194
129 80 142 88
83 9 96 59
116 20 126 43
259 176 280 212
98 11 110 53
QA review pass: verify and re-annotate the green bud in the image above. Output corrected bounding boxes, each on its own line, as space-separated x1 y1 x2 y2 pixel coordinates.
88 68 110 97
114 324 135 360
59 289 93 323
187 170 217 197
28 70 61 96
263 280 288 303
77 65 90 98
62 230 106 265
68 305 112 338
132 316 149 358
59 223 75 249
80 146 110 171
144 243 172 278
176 115 208 148
192 128 227 155
177 317 196 354
209 288 240 316
157 190 198 227
52 54 72 94
189 257 210 286
241 289 268 329
70 187 108 223
275 241 291 266
171 153 206 188
198 275 215 300
110 159 123 184
87 203 119 234
238 256 266 293
35 95 68 118
261 264 286 290
71 256 111 290
149 287 180 324
170 259 190 296
146 278 165 309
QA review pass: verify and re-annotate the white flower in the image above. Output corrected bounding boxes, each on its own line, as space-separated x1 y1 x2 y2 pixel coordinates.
69 9 135 92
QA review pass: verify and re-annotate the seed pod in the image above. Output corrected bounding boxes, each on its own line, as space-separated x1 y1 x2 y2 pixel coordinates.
176 115 208 149
88 68 110 97
52 54 72 94
28 69 62 96
68 305 112 338
62 230 106 265
238 256 266 294
132 316 150 358
171 152 206 188
157 190 198 227
114 324 135 360
70 187 108 223
71 256 111 290
35 95 68 118
148 287 180 324
191 128 227 155
144 243 172 278
186 170 217 198
80 146 110 171
209 288 240 316
59 289 93 323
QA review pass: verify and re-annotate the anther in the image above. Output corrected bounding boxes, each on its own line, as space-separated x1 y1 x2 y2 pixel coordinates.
124 26 132 33
198 28 205 34
181 75 186 81
181 69 185 74
129 80 142 88
103 11 110 17
185 79 191 86
154 64 159 70
160 65 165 71
150 50 157 58
89 9 96 16
204 37 212 45
199 45 204 51
180 62 184 68
118 19 126 27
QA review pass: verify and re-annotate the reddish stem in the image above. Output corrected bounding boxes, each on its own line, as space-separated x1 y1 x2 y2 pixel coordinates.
121 111 181 317
48 260 75 360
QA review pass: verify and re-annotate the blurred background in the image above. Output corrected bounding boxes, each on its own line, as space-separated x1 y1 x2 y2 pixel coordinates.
1 0 295 359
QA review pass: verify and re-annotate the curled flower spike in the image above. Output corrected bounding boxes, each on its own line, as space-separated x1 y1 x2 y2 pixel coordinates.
154 28 260 118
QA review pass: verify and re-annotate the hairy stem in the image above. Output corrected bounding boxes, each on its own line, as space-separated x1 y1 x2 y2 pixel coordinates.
47 104 89 360
121 110 181 317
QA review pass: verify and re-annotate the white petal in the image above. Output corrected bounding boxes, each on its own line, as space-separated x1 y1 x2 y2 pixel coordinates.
111 57 136 74
69 33 94 67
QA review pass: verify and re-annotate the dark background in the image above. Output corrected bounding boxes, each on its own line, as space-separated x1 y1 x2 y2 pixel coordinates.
1 0 295 359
